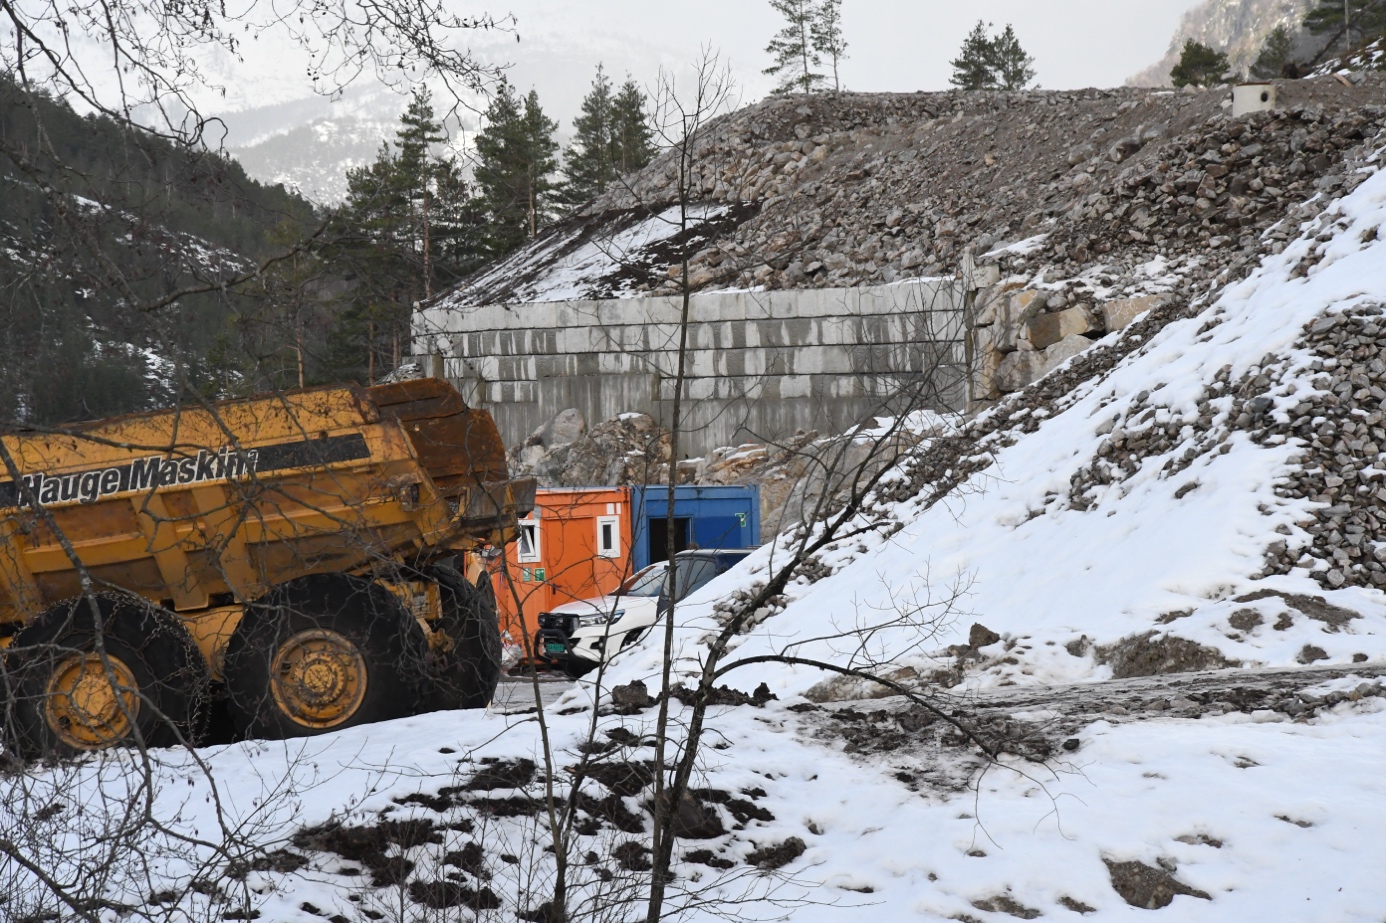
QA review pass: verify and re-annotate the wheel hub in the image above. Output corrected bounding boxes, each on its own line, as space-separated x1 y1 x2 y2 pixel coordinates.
44 653 140 749
270 629 368 728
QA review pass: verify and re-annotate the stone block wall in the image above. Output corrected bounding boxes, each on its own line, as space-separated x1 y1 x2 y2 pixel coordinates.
415 280 967 456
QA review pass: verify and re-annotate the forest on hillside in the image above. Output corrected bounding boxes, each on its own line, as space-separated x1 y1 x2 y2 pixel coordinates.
0 66 655 428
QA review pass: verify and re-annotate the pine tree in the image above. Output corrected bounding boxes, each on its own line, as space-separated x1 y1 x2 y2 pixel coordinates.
764 0 825 94
562 64 616 205
1250 25 1297 79
989 24 1036 90
811 0 848 92
1170 39 1233 87
322 88 482 383
1304 1 1386 48
949 21 998 90
610 78 656 176
473 80 559 257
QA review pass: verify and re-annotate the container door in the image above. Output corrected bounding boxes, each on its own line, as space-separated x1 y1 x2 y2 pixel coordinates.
692 515 743 552
648 517 690 564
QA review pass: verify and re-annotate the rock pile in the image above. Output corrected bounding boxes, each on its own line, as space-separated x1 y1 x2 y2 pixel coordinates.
971 96 1384 397
509 410 670 487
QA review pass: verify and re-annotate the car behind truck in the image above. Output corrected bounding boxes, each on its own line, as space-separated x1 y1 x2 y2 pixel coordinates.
0 378 534 756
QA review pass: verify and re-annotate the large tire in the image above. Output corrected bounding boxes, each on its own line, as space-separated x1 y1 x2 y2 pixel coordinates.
223 573 427 740
420 565 501 711
4 594 208 758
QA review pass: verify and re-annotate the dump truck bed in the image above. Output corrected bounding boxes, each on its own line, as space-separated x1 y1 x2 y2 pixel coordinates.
0 379 533 628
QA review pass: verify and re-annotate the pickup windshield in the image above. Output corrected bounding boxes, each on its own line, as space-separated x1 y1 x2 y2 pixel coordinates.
618 563 668 597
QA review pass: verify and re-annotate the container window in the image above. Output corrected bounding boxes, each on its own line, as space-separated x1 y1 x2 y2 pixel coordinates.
597 516 620 558
517 520 541 563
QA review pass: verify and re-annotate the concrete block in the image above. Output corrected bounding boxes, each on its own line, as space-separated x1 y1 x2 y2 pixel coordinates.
1233 83 1276 117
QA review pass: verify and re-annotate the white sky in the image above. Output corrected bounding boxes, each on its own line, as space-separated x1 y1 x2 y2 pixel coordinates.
486 0 1206 123
193 0 1210 146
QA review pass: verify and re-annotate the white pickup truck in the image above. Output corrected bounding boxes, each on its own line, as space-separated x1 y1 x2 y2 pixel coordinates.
535 549 754 677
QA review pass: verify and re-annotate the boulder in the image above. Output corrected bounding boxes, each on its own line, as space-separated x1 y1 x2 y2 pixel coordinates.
1026 306 1097 351
995 333 1091 393
1100 295 1168 333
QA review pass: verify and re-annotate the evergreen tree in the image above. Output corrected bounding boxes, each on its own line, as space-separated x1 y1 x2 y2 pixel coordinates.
323 87 482 384
473 80 559 257
1170 39 1233 87
989 24 1037 90
562 64 616 205
1250 25 1297 79
764 0 825 94
950 21 998 90
610 78 656 176
1304 0 1386 48
811 0 848 92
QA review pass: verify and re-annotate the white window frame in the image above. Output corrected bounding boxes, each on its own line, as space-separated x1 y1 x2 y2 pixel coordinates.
596 515 621 559
516 519 541 563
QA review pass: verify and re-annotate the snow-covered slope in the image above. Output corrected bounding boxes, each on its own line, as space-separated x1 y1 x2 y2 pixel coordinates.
607 129 1386 699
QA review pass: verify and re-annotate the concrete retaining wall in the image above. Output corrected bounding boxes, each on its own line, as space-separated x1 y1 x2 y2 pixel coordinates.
414 280 967 456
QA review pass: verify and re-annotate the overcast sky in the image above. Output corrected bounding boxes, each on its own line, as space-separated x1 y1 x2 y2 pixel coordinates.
481 0 1208 123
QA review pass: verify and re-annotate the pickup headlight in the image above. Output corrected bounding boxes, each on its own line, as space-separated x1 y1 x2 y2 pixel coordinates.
576 610 623 628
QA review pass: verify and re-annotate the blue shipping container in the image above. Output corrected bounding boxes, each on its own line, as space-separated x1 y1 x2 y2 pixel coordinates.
630 485 761 571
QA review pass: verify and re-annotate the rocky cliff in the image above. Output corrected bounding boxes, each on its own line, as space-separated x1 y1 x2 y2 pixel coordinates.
1126 0 1315 87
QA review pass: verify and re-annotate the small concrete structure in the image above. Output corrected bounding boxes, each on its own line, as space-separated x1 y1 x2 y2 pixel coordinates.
415 279 968 457
1233 83 1278 117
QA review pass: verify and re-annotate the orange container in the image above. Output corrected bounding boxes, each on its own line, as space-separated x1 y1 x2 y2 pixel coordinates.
489 487 634 647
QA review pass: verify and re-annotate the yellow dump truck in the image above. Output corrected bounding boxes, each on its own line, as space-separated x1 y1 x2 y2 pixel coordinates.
0 378 535 755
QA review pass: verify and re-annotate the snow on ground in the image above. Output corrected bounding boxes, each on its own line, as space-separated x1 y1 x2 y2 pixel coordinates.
431 204 731 309
9 686 1386 921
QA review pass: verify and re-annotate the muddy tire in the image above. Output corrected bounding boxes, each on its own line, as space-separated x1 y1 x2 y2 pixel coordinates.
224 573 426 740
421 565 501 710
4 594 207 758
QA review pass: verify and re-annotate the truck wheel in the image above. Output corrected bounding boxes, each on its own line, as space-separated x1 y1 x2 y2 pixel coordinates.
5 594 208 758
421 565 501 710
223 573 426 740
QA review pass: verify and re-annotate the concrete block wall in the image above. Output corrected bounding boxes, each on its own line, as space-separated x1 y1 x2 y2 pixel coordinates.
415 280 967 456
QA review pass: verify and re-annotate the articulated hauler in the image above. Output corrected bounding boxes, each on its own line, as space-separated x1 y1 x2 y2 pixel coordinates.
0 378 535 755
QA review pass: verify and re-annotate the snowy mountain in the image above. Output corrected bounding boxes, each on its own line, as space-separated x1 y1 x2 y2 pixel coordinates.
215 26 674 203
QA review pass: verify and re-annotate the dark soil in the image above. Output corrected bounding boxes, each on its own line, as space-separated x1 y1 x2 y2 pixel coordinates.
1096 632 1237 678
407 879 502 911
572 790 647 834
612 840 652 872
971 894 1041 919
1234 590 1361 631
696 788 775 825
465 758 537 790
1104 859 1210 909
684 848 735 870
292 818 440 886
466 795 542 818
667 682 778 707
442 842 489 879
583 760 654 797
225 848 308 880
745 837 806 870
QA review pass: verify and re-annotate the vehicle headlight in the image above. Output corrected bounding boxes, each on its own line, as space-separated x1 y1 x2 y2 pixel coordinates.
577 610 623 628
